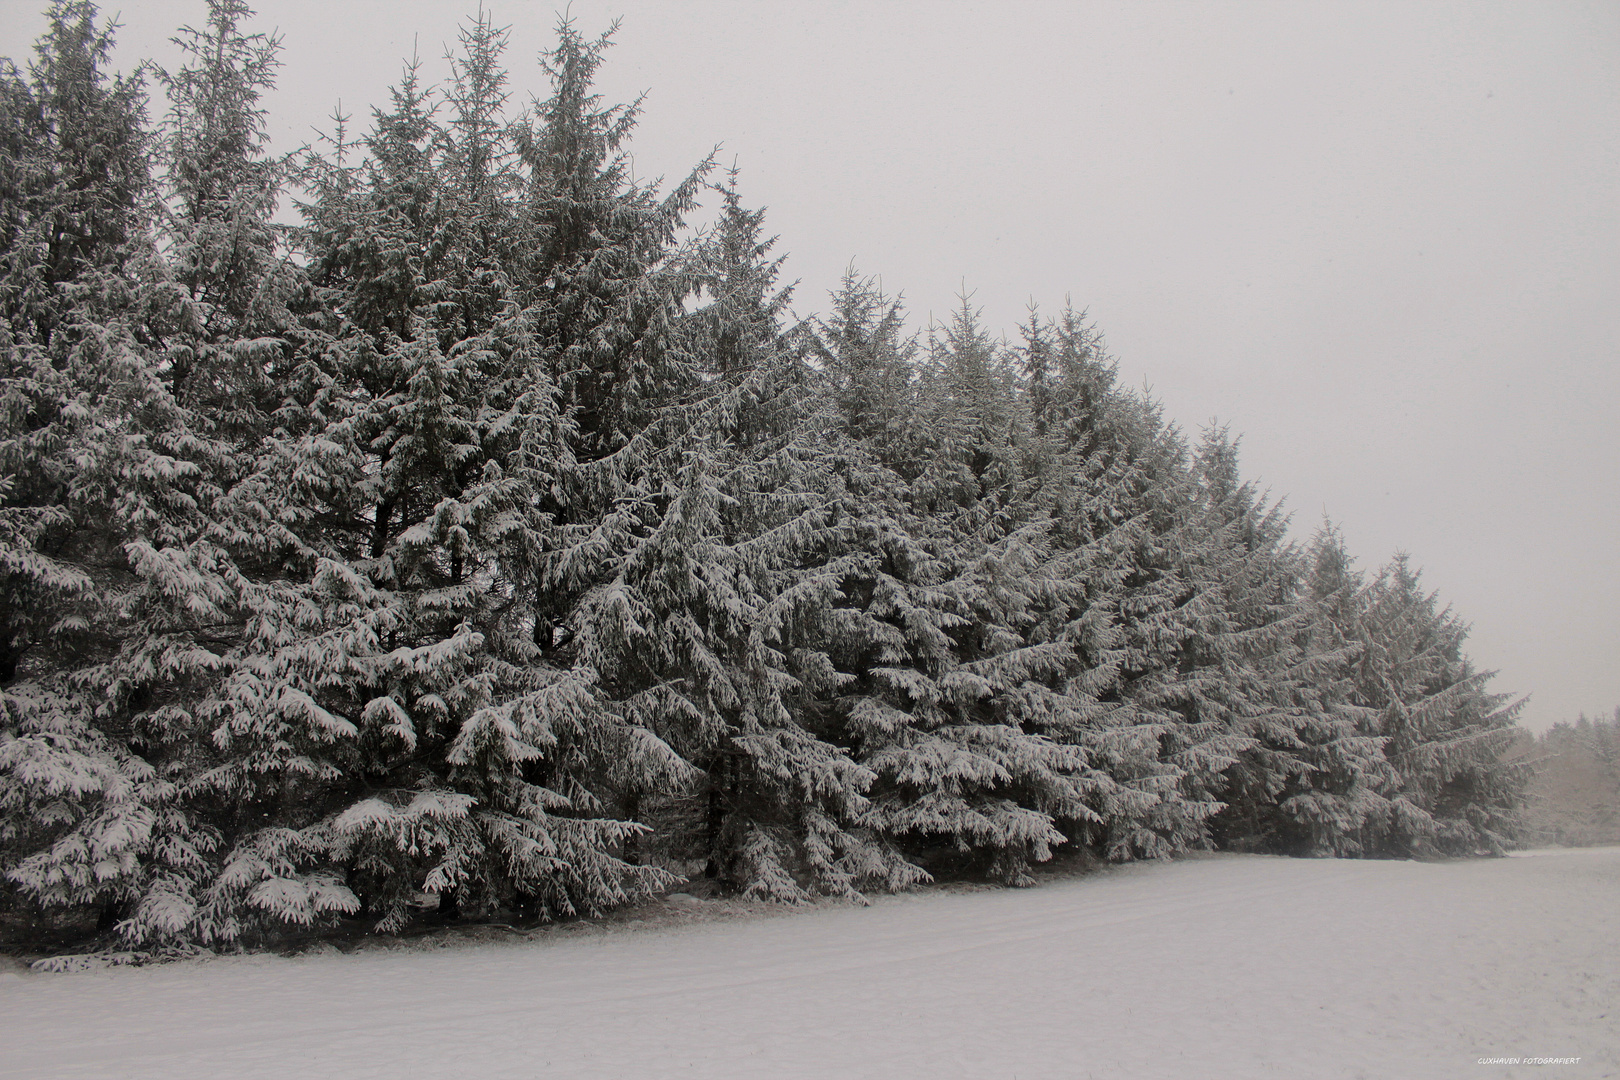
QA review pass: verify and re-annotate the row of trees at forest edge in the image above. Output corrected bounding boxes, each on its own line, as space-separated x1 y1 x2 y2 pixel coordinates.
0 1 1525 948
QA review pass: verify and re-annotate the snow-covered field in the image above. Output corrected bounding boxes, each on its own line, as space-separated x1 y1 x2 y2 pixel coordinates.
3 849 1615 1080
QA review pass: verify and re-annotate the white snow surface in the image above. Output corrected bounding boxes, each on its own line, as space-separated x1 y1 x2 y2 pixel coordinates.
3 850 1615 1080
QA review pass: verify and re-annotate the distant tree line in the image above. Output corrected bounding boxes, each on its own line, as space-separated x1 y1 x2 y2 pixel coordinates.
1540 711 1620 776
0 1 1526 950
1516 710 1620 847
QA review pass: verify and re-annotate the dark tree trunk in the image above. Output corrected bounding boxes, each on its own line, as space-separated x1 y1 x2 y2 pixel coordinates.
703 753 727 880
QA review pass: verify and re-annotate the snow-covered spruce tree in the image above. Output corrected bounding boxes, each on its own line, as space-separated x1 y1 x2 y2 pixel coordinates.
912 297 1024 516
92 0 351 943
594 178 927 901
1088 425 1384 859
1010 306 1210 860
1014 316 1520 860
1083 428 1257 857
1351 554 1524 855
800 289 1100 884
283 14 901 922
238 12 703 930
211 12 526 933
814 269 915 465
1246 523 1395 855
0 2 237 944
0 1 152 685
495 21 834 903
1177 429 1346 854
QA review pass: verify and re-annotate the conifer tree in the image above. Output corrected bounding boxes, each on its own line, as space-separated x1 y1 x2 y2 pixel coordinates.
0 2 234 943
2 0 1538 955
1007 308 1212 858
912 298 1029 526
1266 523 1396 855
1178 429 1337 852
268 11 689 927
0 1 157 685
807 290 1100 882
562 175 916 900
813 270 914 463
154 0 301 427
101 0 351 942
1353 555 1524 854
290 14 901 915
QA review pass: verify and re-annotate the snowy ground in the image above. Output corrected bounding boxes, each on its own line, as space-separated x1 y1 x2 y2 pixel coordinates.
3 849 1615 1080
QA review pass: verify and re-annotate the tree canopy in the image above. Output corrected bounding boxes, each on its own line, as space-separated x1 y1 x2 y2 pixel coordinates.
0 2 1527 953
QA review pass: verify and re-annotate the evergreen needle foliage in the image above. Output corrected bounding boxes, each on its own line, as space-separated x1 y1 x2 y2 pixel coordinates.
0 2 1527 951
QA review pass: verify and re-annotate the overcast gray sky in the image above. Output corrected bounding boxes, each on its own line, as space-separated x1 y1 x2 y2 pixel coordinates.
4 0 1616 731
